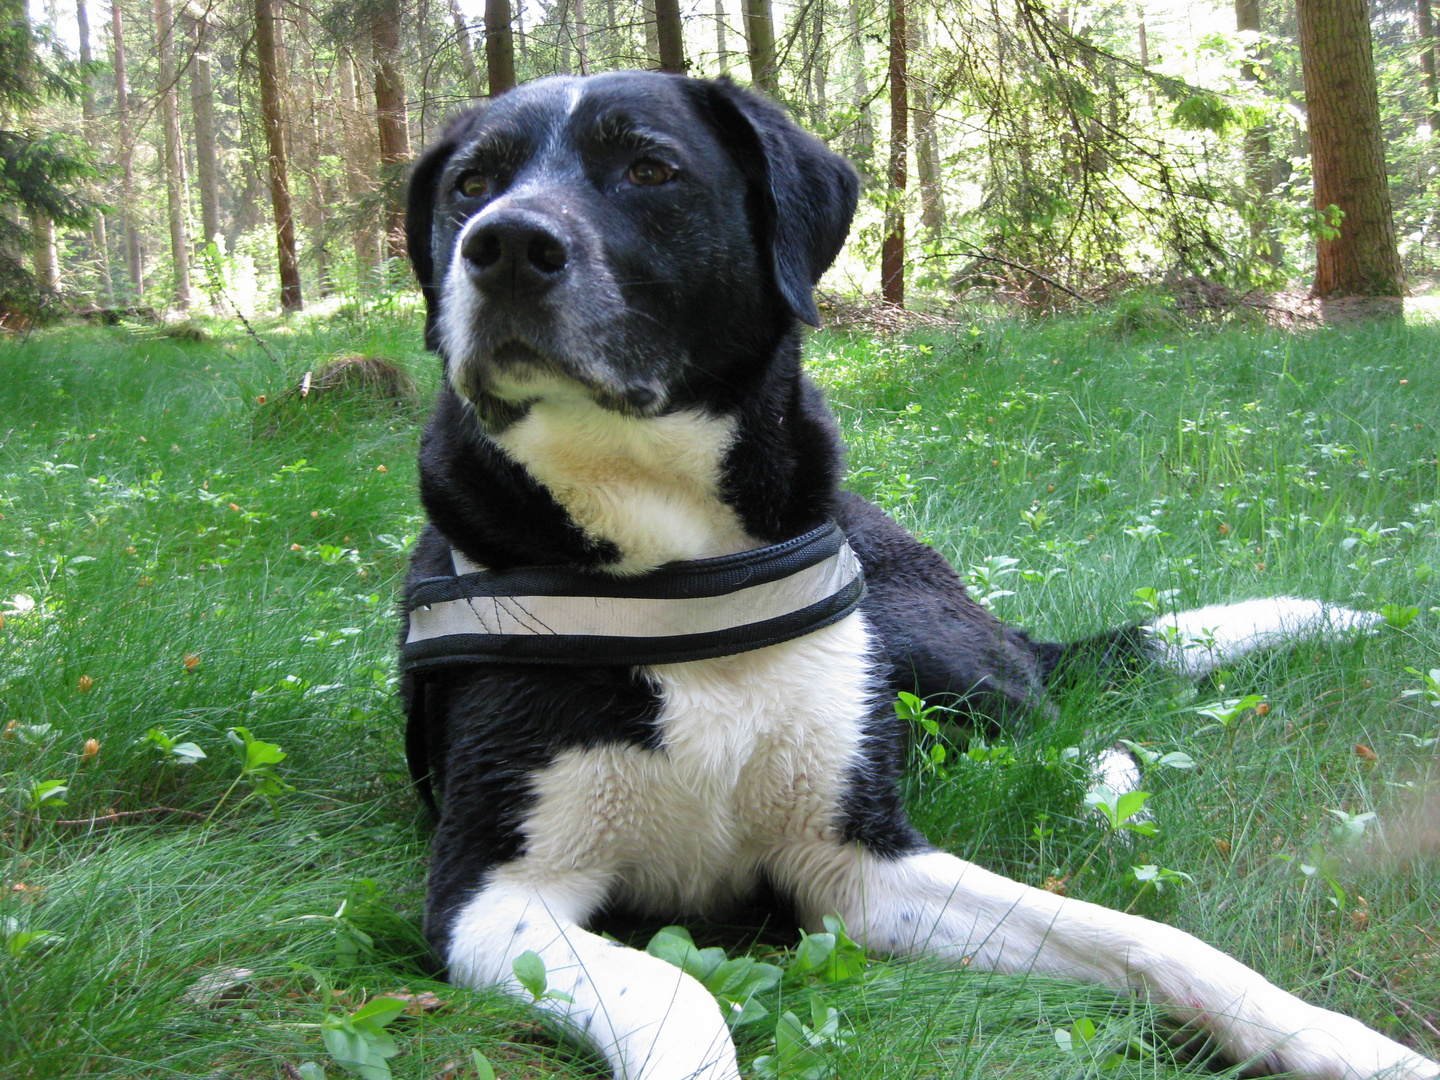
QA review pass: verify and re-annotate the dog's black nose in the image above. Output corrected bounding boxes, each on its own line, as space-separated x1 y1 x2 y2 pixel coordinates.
462 210 569 295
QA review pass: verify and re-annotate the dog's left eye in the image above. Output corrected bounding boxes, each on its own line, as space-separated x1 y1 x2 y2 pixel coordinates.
455 171 490 199
626 159 676 187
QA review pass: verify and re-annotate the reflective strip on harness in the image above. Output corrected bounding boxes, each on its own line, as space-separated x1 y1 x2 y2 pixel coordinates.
401 521 866 669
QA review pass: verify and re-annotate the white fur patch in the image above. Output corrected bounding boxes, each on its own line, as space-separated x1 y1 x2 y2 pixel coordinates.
494 400 754 573
1148 597 1382 678
446 612 877 1079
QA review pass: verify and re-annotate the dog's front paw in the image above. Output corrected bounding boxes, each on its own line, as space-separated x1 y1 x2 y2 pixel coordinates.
1256 1008 1438 1080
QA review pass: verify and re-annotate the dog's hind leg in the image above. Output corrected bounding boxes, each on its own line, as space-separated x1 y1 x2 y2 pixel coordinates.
777 843 1438 1080
444 873 741 1080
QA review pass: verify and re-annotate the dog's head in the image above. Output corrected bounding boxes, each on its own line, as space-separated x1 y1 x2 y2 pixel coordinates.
406 72 858 427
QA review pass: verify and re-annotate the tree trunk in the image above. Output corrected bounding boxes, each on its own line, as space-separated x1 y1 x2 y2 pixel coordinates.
112 0 143 297
881 0 906 307
188 10 223 251
715 0 728 74
486 0 517 94
1296 0 1404 302
643 0 660 66
848 0 874 169
452 0 484 95
76 0 111 302
1236 0 1280 266
574 0 589 74
911 16 944 245
32 213 60 298
372 0 412 257
742 0 777 94
256 0 303 311
293 1 330 295
655 0 685 71
153 0 192 310
1421 0 1439 132
339 50 382 279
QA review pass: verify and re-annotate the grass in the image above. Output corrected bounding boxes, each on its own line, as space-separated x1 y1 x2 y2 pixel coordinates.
1 306 1437 1080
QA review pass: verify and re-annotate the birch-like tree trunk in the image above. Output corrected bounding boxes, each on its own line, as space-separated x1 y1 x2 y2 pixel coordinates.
574 0 589 74
911 16 945 245
452 0 484 96
848 0 874 168
188 10 222 251
32 214 60 298
1420 0 1439 132
76 0 111 302
112 0 143 297
714 0 728 74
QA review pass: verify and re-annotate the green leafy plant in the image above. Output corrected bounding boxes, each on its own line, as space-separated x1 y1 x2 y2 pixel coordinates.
1192 694 1267 732
895 691 951 777
317 997 406 1080
751 993 854 1080
512 951 575 1004
1083 787 1158 838
1402 667 1440 709
1117 739 1196 773
1382 604 1421 629
1053 1016 1159 1070
204 727 292 823
142 727 207 765
646 926 783 1028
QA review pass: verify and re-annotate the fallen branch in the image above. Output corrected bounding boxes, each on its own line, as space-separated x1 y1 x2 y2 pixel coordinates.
922 244 1096 305
48 807 207 826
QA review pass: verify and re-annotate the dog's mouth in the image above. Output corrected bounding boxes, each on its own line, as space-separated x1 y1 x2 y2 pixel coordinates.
453 338 667 420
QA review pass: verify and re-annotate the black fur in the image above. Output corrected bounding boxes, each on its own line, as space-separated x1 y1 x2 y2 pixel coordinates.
400 71 1131 955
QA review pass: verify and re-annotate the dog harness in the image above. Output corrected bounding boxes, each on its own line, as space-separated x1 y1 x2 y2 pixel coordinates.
401 520 866 671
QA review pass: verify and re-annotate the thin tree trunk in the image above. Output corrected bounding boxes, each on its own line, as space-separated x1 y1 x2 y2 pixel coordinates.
1236 0 1280 266
575 0 589 74
76 0 111 302
1421 0 1439 132
1136 3 1154 108
256 0 303 311
372 0 412 258
644 0 660 66
655 0 685 71
294 2 330 295
112 0 143 298
742 0 777 93
32 214 60 298
188 10 223 251
848 0 874 168
486 0 517 94
153 0 192 310
452 0 484 95
1296 0 1404 302
339 50 382 279
715 0 728 74
911 16 944 244
881 0 906 306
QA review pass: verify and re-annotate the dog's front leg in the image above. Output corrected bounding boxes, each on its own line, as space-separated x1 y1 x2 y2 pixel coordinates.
444 873 741 1080
782 846 1438 1080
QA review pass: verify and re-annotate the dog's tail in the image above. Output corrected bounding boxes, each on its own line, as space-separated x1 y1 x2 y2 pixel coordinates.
1041 597 1383 684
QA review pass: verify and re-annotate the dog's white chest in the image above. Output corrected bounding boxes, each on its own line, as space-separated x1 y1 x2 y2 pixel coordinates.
512 613 875 914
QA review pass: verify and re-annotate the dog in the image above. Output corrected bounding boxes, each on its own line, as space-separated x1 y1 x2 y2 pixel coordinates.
399 71 1438 1080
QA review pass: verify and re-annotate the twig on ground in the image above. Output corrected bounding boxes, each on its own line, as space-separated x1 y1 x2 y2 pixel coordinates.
1342 967 1440 1040
280 1063 306 1080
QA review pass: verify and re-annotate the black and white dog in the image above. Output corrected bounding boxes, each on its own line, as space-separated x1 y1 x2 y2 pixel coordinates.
400 71 1437 1080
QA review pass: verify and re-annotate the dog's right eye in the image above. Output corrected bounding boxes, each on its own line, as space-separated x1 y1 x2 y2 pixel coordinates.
455 172 489 199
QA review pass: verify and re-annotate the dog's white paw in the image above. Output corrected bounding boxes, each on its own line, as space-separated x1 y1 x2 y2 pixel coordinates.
1250 1007 1438 1080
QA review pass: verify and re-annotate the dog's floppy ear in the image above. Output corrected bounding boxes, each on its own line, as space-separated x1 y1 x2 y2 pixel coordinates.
406 106 487 351
690 79 859 327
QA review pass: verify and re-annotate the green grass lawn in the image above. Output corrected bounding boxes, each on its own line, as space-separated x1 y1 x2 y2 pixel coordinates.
2 307 1437 1080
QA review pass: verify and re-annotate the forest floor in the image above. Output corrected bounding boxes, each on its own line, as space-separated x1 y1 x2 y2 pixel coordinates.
2 308 1438 1079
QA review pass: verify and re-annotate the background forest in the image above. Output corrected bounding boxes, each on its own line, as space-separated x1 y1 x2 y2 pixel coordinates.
5 0 1440 318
